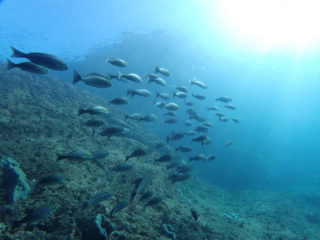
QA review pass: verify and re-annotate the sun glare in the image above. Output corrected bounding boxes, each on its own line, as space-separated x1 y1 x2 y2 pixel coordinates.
216 0 320 52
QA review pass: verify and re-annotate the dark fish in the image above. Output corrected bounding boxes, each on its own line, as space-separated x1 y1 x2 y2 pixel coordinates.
170 173 190 183
95 126 126 138
130 176 152 202
140 113 158 122
109 163 133 172
6 59 48 74
189 154 206 162
192 93 206 100
125 148 147 161
13 206 53 227
145 197 162 207
185 101 194 106
84 191 111 207
206 155 216 161
83 119 105 128
175 146 192 152
37 174 64 186
191 208 199 221
232 118 240 124
110 201 128 218
106 57 128 67
164 111 176 117
91 150 109 160
154 66 170 77
191 135 209 144
167 131 184 143
207 106 219 111
109 97 128 105
10 46 67 70
164 118 178 124
154 154 171 163
224 104 236 110
216 96 232 103
139 191 153 201
194 125 209 133
73 70 112 88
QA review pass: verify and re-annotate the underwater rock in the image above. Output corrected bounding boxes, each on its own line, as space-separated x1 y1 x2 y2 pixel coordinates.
79 214 114 240
162 224 176 240
0 156 31 203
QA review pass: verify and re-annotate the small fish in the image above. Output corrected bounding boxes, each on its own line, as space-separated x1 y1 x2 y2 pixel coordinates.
124 113 144 121
216 112 224 118
78 106 109 116
154 154 172 163
219 116 228 122
153 101 165 109
164 118 178 124
73 70 112 88
84 191 111 207
207 106 219 111
202 138 212 146
191 135 210 144
139 191 153 201
191 208 199 221
224 104 236 110
127 89 152 98
170 173 190 183
106 57 128 67
125 148 147 161
225 141 232 147
110 201 128 218
109 97 128 105
37 174 64 186
56 150 93 161
164 111 176 117
13 206 53 227
167 131 184 143
189 154 206 162
109 163 133 172
232 118 240 124
185 101 194 106
156 92 170 100
202 122 213 128
184 121 192 127
206 155 216 161
173 91 187 98
176 86 188 93
82 119 105 128
91 150 109 160
140 113 158 122
10 46 67 70
192 93 206 100
190 79 207 89
184 130 196 136
175 146 192 152
194 125 209 133
216 96 232 103
6 59 48 74
118 72 142 83
148 77 167 86
145 197 162 207
130 176 152 202
95 126 127 138
164 102 179 111
155 66 170 77
145 73 158 80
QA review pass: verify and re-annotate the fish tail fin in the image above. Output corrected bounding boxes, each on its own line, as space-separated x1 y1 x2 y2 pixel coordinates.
124 115 129 121
117 71 122 80
6 58 16 70
127 89 134 97
73 70 81 84
78 108 85 116
154 65 159 73
166 136 170 144
156 92 160 98
10 46 26 58
125 156 129 161
56 153 64 161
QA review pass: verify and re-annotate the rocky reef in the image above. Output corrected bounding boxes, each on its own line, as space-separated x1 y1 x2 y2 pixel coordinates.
0 67 319 240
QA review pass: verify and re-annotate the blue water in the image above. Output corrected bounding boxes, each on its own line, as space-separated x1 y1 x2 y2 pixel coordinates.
1 0 320 193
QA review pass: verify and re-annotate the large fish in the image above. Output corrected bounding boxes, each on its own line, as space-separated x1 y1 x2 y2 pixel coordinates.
73 70 112 88
10 46 68 70
6 59 48 74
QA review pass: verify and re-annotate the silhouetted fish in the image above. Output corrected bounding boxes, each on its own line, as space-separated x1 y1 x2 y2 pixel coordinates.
13 206 53 228
110 201 128 218
125 148 147 161
37 174 64 186
6 59 48 74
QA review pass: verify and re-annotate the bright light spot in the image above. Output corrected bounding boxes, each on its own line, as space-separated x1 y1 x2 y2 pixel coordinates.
216 0 320 52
